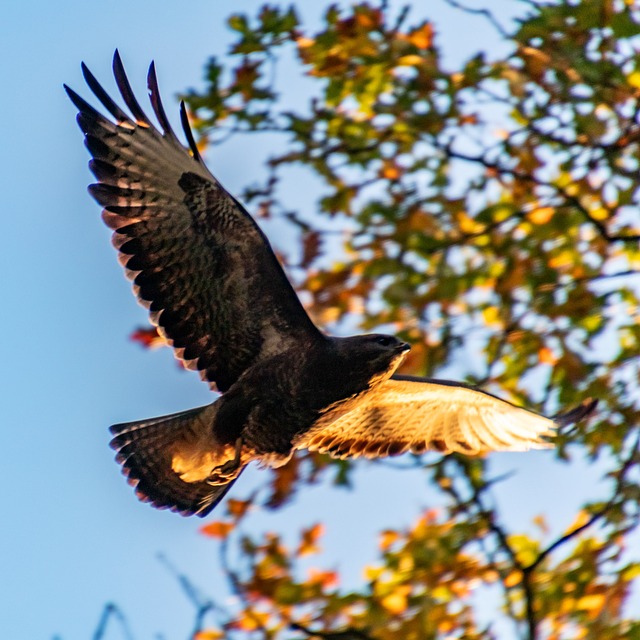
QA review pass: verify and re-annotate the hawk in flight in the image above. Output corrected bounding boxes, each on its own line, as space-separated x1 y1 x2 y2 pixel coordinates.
66 53 596 517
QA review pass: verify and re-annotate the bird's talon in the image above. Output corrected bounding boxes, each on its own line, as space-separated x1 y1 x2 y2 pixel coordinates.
206 437 243 485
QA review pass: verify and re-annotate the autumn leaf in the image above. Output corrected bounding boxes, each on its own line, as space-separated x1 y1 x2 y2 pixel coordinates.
307 568 339 590
297 523 324 557
380 585 411 614
407 22 434 49
200 520 235 539
265 456 301 508
301 230 322 268
379 529 400 552
227 498 253 521
130 326 165 349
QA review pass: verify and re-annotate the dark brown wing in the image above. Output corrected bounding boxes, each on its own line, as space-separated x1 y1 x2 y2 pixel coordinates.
65 51 322 392
295 375 597 457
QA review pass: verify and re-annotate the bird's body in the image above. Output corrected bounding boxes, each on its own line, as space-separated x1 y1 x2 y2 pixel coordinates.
66 53 596 517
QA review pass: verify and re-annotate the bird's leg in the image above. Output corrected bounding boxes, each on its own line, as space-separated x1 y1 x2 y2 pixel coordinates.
206 437 243 485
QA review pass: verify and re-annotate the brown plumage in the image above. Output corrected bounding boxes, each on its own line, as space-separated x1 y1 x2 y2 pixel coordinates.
66 53 597 517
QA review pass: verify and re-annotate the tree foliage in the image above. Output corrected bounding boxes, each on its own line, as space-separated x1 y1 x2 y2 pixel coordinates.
119 1 640 638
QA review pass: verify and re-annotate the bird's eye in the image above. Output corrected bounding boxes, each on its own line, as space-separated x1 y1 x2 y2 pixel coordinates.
375 336 395 346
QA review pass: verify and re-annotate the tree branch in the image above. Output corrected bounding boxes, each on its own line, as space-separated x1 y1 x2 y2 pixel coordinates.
93 603 134 640
442 0 510 38
290 622 375 640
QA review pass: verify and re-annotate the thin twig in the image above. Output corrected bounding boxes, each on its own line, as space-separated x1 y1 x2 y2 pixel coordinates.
442 0 510 38
526 430 640 573
157 553 227 636
93 603 134 640
441 145 640 243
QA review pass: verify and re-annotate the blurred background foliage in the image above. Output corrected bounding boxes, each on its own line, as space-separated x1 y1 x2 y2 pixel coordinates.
120 1 640 638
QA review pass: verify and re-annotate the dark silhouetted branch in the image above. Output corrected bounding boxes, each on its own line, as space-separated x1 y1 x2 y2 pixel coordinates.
93 603 134 640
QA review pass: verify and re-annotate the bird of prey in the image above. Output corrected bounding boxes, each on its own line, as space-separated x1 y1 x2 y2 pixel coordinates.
66 53 596 517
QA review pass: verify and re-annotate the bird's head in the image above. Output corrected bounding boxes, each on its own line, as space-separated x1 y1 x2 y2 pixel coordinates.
336 334 411 384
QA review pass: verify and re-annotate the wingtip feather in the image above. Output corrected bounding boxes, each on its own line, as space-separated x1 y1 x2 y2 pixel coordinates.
147 61 182 145
113 50 152 126
81 61 130 123
179 101 204 163
554 398 598 428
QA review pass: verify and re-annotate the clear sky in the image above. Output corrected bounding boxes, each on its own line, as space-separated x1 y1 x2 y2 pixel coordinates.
0 2 618 639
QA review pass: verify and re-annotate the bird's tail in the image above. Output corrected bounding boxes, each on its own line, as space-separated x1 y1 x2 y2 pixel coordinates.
109 404 243 517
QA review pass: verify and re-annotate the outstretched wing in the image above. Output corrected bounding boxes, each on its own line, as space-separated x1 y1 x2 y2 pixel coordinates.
66 52 321 392
296 374 597 457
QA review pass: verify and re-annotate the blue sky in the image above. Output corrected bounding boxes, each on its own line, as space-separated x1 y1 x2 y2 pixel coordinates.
0 2 619 639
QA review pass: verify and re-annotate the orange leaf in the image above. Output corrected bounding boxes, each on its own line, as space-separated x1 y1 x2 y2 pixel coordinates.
527 206 554 225
296 36 315 49
504 571 522 588
130 326 166 349
379 529 400 552
298 523 325 556
266 456 300 508
538 347 557 365
307 568 339 590
230 610 270 631
408 23 434 49
459 113 479 125
200 520 235 539
194 631 224 640
380 160 401 181
227 498 252 521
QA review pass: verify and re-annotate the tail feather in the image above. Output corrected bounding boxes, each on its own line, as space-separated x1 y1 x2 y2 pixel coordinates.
109 404 243 517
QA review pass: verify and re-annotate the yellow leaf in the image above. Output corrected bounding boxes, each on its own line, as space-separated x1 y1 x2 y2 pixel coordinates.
381 585 411 614
482 305 502 328
527 206 554 225
398 554 414 574
431 585 452 601
565 510 590 535
507 534 539 566
364 565 383 581
456 210 484 234
397 55 424 67
577 593 606 613
589 206 609 221
548 250 574 270
627 71 640 89
195 631 224 640
623 564 640 581
234 610 270 631
318 306 341 324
